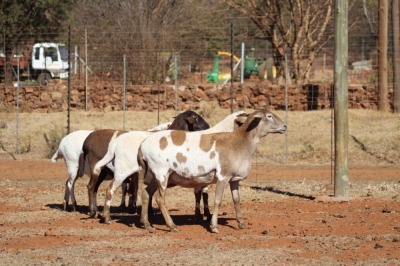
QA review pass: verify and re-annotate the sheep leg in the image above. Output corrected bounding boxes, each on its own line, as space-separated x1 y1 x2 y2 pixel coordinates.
194 188 202 220
210 180 227 233
155 186 178 232
202 186 211 220
146 178 158 217
127 173 138 214
140 184 155 233
136 157 145 209
70 177 79 212
120 182 127 209
87 175 97 217
64 171 78 211
103 178 124 224
230 181 245 229
87 170 105 218
63 178 71 211
92 170 107 217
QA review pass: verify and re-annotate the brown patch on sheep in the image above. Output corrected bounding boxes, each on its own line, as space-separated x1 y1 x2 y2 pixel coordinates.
199 134 214 152
176 152 187 163
198 165 206 174
210 151 216 159
171 131 186 146
159 137 168 150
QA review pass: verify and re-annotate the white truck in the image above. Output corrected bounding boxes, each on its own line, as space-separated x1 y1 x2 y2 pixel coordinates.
0 42 69 86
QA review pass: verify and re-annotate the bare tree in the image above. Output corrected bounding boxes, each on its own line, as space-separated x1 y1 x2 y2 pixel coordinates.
71 0 189 84
225 0 333 85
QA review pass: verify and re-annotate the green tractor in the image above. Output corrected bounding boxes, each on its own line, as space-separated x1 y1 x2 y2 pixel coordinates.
242 48 275 80
207 48 275 83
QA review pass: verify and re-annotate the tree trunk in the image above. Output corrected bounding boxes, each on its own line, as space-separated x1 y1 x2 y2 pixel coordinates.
378 0 389 112
393 0 400 113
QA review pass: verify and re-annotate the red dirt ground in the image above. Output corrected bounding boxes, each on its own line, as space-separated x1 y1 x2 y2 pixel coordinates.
0 160 399 265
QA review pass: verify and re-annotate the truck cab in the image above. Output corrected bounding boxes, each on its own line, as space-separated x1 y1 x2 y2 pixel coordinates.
31 43 69 85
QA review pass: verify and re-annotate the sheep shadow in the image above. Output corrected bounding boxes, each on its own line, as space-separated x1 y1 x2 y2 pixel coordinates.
108 210 236 233
45 203 134 217
45 203 99 215
46 203 236 232
250 185 316 200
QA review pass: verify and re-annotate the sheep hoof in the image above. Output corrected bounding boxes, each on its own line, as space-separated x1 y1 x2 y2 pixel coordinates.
146 226 156 233
63 201 68 211
88 211 97 218
170 227 179 233
238 222 245 229
210 226 220 234
105 219 112 225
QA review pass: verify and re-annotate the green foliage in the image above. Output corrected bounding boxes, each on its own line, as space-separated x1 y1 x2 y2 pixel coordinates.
0 0 75 43
43 126 66 159
0 0 76 84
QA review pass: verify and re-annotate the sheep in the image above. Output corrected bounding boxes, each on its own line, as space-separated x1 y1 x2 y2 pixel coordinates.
96 110 246 224
140 110 248 220
51 130 94 211
81 110 210 218
138 109 286 233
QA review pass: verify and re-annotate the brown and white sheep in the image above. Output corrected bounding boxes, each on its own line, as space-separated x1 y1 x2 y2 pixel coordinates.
138 109 286 233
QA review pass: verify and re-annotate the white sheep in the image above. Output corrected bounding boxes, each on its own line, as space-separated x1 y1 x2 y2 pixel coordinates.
96 111 246 224
51 130 93 211
138 109 286 233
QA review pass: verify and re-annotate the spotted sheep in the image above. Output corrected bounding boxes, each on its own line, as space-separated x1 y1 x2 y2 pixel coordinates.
138 110 248 221
80 110 210 219
96 110 246 224
138 109 287 233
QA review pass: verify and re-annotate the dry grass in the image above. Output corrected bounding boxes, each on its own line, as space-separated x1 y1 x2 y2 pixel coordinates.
0 107 399 166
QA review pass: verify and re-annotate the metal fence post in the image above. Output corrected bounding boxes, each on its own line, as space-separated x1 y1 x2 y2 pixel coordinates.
123 54 126 130
284 53 288 160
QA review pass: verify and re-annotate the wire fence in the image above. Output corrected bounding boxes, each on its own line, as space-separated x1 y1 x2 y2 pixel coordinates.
0 24 393 85
0 25 399 169
0 25 395 112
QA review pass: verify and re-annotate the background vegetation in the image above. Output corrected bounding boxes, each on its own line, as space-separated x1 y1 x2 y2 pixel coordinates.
0 107 398 167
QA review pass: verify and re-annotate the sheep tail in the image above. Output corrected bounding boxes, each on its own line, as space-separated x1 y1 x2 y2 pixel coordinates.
51 148 61 163
77 152 85 178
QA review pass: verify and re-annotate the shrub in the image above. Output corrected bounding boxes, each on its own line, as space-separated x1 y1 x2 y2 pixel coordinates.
43 126 66 159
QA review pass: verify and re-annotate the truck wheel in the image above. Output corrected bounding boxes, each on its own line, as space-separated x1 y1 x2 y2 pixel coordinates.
38 73 51 86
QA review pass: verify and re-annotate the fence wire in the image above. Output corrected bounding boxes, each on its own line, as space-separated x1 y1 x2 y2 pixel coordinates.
0 24 398 171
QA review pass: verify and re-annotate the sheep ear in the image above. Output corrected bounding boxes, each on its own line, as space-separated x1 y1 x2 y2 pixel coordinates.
235 113 249 126
245 117 262 132
185 116 196 125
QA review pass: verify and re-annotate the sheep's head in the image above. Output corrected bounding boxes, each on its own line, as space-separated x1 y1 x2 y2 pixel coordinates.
169 110 210 132
240 109 286 137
